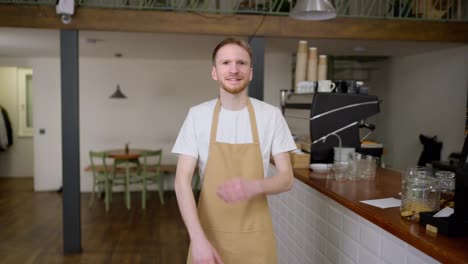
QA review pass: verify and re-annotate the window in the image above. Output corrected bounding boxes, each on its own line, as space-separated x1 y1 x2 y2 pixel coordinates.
17 68 33 137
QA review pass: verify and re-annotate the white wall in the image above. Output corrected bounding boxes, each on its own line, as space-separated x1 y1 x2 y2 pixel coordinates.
79 57 215 191
370 46 468 170
0 67 34 178
264 42 292 108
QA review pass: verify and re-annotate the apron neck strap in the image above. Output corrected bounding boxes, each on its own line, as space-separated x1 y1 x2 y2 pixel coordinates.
210 98 260 144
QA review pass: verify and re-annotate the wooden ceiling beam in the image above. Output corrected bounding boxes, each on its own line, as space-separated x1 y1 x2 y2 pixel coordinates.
1 4 467 43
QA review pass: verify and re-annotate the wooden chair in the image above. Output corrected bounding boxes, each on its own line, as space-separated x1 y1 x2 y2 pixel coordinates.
138 149 164 209
88 151 113 212
112 159 140 210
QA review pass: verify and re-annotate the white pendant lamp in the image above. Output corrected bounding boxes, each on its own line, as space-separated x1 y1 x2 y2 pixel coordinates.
290 0 337 21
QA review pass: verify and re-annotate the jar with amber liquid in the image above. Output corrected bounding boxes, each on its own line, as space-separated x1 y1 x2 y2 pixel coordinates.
436 171 455 208
400 176 440 222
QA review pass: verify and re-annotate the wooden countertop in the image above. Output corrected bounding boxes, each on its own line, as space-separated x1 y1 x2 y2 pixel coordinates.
293 167 468 264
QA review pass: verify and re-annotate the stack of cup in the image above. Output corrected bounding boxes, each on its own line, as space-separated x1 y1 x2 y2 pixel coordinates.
361 156 378 180
346 153 378 181
317 55 327 81
306 47 317 82
294 40 308 92
347 153 362 181
334 147 355 163
333 147 354 181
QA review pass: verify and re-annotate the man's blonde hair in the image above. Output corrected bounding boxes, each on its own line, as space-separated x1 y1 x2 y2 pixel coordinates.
212 37 253 66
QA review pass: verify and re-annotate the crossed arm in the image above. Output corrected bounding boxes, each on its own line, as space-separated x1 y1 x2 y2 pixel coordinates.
174 152 293 263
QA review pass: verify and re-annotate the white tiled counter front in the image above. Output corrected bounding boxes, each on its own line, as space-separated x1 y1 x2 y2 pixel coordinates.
268 179 440 264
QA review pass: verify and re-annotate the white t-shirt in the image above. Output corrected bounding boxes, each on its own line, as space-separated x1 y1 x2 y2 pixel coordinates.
172 98 297 179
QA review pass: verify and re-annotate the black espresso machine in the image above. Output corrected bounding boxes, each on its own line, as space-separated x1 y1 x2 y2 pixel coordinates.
281 90 381 164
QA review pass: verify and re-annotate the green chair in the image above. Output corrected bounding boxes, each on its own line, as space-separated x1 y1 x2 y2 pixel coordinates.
138 149 164 209
89 151 113 212
112 159 140 210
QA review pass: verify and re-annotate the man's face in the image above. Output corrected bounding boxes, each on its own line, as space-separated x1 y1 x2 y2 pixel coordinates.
212 44 253 94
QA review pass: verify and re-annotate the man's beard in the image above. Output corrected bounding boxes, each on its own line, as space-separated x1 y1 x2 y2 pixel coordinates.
219 76 249 94
221 84 248 94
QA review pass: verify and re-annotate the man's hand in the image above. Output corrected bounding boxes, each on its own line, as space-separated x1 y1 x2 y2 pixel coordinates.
191 237 224 264
216 178 263 204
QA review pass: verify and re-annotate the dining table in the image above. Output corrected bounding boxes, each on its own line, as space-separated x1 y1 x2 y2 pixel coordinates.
106 148 149 161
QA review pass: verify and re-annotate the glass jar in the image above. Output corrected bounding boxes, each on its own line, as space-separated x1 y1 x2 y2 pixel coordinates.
401 167 432 202
400 176 440 222
435 171 455 208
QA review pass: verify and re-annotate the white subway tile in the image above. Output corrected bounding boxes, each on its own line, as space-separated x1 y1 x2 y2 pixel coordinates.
316 215 329 237
342 253 357 264
306 207 316 228
316 233 328 256
343 214 360 241
272 179 440 264
327 242 341 264
305 188 315 205
298 203 307 223
305 225 316 245
361 217 382 233
305 239 315 260
317 197 328 217
359 247 380 264
299 186 307 202
328 205 343 229
316 251 332 264
327 224 342 249
342 233 359 262
405 244 440 264
380 232 406 264
360 223 381 256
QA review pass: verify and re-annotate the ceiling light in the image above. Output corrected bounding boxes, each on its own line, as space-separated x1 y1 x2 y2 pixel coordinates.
290 0 337 21
110 84 127 99
109 53 127 99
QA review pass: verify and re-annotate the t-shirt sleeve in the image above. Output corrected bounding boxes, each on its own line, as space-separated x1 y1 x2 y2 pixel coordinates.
171 108 198 159
271 108 297 156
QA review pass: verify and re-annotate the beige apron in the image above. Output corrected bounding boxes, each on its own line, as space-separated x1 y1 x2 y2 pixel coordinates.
187 98 277 264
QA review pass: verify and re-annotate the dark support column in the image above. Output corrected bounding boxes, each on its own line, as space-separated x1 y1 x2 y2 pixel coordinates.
248 37 265 101
60 29 82 254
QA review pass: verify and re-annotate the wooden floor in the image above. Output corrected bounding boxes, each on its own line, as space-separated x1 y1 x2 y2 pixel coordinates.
0 178 190 264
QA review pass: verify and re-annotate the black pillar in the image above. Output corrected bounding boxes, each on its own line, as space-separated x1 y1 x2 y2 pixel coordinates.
248 37 265 101
60 29 82 254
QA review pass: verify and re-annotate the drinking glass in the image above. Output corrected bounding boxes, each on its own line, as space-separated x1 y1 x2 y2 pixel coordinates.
361 156 378 180
347 153 362 181
333 161 348 181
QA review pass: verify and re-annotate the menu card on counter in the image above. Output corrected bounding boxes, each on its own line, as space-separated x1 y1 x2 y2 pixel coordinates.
360 198 401 209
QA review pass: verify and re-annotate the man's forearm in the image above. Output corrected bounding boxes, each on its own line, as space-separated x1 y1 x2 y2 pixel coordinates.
256 169 293 195
174 156 206 242
257 151 294 195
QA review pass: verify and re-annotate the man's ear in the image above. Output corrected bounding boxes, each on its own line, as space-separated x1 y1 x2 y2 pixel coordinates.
249 67 253 81
211 66 218 81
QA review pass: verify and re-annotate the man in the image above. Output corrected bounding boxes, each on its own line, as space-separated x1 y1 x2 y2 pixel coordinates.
172 37 296 264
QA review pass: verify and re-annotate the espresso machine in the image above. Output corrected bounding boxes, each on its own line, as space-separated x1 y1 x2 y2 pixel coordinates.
281 91 381 163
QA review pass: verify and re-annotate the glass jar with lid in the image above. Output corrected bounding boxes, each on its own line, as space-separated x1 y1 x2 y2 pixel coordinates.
401 167 433 204
435 170 455 208
400 176 440 222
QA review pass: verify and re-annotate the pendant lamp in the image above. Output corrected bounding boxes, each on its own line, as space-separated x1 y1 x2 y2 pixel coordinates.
110 84 127 99
290 0 337 21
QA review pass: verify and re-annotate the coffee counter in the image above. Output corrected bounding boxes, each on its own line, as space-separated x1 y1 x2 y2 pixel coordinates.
267 166 468 264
